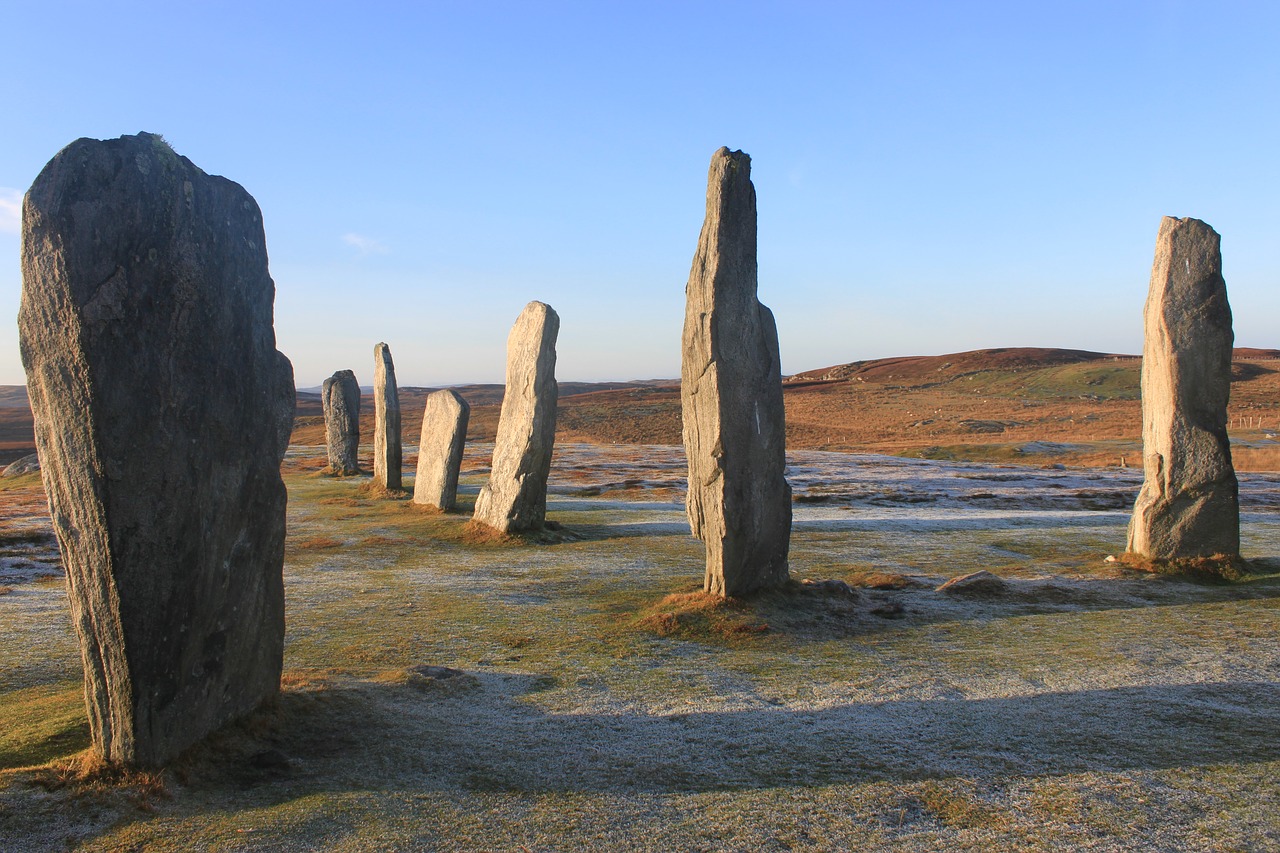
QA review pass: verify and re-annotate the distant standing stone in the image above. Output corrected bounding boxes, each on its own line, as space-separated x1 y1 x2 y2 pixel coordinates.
681 147 791 597
1127 216 1239 560
321 369 361 475
373 342 402 490
18 132 295 767
413 389 470 511
472 301 560 533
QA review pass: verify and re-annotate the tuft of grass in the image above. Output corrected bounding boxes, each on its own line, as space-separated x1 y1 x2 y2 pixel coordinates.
357 481 411 501
636 589 771 641
460 520 518 546
30 752 171 812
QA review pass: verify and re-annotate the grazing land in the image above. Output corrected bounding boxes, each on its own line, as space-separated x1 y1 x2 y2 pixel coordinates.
2 437 1279 850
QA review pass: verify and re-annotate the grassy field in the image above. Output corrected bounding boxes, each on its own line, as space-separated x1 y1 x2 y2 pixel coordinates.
1 444 1278 851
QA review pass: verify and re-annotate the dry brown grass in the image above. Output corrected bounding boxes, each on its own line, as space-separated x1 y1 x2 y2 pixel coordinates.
29 751 171 813
290 535 344 550
844 570 924 590
356 481 411 501
1231 446 1280 472
318 496 366 507
636 590 772 640
459 520 518 546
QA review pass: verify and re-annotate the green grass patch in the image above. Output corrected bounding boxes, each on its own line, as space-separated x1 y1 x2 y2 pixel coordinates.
0 683 89 769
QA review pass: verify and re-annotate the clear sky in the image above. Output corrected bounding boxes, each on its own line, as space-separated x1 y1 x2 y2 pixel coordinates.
2 1 1277 387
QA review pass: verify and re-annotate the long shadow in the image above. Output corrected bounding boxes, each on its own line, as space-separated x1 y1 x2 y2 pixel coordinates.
185 676 1280 800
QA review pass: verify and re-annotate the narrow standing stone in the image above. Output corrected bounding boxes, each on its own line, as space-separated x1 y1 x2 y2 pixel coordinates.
322 369 361 475
1127 216 1239 559
472 301 559 533
681 147 791 597
373 342 402 490
413 390 470 511
18 132 295 767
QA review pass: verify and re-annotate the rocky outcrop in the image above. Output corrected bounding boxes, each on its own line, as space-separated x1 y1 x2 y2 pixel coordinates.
1 453 40 478
472 302 559 533
1127 217 1239 560
936 570 1009 597
18 132 294 767
373 342 402 491
321 369 361 475
681 148 791 597
413 389 470 511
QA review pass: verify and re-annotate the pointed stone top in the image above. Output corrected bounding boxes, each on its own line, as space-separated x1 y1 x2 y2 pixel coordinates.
706 148 752 201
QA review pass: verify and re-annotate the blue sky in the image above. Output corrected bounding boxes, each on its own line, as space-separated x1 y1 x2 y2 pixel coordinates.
2 1 1277 386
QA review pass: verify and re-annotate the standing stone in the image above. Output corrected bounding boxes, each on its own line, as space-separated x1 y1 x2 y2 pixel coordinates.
18 132 294 767
681 148 791 597
413 390 470 511
1127 217 1239 559
373 342 402 490
321 369 361 475
472 302 559 533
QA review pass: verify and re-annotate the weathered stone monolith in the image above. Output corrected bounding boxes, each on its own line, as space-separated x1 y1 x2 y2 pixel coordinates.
681 147 791 597
322 369 361 475
1127 216 1239 559
472 302 559 533
373 342 402 490
413 390 470 511
18 132 295 767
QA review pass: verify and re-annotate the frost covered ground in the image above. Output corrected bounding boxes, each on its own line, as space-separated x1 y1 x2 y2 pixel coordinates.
2 443 1278 851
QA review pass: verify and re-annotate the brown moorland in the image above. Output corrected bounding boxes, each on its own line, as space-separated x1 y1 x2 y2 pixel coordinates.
5 347 1280 470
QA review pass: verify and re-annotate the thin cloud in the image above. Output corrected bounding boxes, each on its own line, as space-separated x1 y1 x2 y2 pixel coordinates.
342 232 389 255
0 188 20 235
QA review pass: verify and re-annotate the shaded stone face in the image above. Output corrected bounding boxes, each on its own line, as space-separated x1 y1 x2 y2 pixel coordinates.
1127 216 1239 559
373 342 402 491
18 132 295 767
681 147 791 597
321 369 361 475
413 389 470 511
472 301 559 533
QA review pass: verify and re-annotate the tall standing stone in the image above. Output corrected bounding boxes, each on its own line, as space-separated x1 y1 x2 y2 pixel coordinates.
322 369 361 475
18 132 295 767
472 301 559 533
413 390 470 511
681 148 791 597
1127 217 1239 559
373 342 402 490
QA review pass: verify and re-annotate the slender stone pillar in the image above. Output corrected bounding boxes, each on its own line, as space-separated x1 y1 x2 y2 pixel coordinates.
472 301 559 533
681 147 791 597
18 132 294 766
413 390 470 511
373 342 402 490
1127 216 1239 559
322 369 361 475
